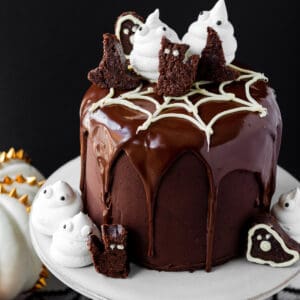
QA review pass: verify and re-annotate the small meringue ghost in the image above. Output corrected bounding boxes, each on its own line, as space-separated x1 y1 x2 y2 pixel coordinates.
31 181 82 236
129 9 180 82
182 0 237 64
272 187 300 243
50 212 100 268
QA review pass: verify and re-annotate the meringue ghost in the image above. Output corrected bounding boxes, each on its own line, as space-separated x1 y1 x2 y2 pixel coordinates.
272 188 300 242
50 212 100 268
31 181 83 236
0 194 42 300
182 0 237 64
129 9 180 82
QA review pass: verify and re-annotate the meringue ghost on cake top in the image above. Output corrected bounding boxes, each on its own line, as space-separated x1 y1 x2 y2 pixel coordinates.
182 0 237 64
0 194 42 300
272 188 300 243
50 212 100 268
129 9 180 82
31 180 83 236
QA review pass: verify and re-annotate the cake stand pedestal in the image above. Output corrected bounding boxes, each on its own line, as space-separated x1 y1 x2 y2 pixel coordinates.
30 157 300 300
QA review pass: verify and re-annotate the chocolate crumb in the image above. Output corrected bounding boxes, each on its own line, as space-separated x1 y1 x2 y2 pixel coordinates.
88 33 141 90
156 37 199 97
197 27 239 83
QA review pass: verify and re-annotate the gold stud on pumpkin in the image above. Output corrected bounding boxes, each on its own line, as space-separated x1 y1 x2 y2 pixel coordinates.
27 176 37 185
38 180 45 187
0 184 7 193
6 148 16 159
16 149 25 159
3 176 13 184
8 187 18 198
16 174 26 183
0 152 6 163
19 194 29 206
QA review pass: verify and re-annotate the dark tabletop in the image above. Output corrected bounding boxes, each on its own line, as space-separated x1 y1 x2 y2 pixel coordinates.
0 0 299 179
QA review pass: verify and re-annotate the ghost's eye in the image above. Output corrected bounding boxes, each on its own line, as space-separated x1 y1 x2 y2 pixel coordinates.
60 196 66 201
123 28 129 35
216 20 222 26
199 11 204 15
42 187 52 199
138 25 149 36
162 26 167 31
172 50 179 57
117 244 125 250
164 48 170 55
257 235 262 241
283 200 295 210
265 234 271 240
63 222 73 232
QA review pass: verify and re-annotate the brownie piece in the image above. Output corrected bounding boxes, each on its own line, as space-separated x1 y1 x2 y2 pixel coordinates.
156 37 199 97
197 27 239 83
88 33 141 90
88 224 129 278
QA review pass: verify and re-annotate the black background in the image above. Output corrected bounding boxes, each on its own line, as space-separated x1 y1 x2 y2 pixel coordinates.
0 0 299 178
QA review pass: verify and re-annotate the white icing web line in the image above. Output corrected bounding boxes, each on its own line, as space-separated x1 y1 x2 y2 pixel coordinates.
90 65 268 150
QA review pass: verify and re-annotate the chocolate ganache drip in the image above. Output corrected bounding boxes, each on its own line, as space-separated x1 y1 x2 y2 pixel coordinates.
80 64 282 271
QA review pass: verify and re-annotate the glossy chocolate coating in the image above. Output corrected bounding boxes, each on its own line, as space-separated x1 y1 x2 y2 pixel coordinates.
80 78 282 271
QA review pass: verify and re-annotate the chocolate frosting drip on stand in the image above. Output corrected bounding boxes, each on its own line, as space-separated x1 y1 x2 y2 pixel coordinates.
80 67 282 271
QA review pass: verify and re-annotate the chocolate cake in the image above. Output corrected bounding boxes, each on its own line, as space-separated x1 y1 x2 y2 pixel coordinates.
80 4 282 272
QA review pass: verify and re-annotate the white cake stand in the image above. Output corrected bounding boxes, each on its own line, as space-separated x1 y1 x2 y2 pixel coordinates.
30 157 300 300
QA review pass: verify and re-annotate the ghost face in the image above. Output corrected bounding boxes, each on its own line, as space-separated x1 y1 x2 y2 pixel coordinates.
129 9 180 81
56 214 94 243
132 9 179 56
272 188 300 225
50 213 100 268
39 181 76 208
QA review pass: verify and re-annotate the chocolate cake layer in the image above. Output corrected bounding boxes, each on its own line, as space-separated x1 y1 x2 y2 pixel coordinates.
80 76 282 271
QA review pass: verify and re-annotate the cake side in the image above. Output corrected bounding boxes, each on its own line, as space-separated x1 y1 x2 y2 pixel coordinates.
80 77 282 271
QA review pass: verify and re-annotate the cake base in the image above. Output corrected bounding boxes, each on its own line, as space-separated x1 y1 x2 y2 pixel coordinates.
30 157 300 300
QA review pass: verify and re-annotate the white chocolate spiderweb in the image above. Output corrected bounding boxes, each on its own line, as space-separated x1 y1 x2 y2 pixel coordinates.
90 65 268 150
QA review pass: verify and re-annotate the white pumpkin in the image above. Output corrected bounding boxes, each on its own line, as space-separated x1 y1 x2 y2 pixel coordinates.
0 194 42 300
0 175 44 205
0 148 44 181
